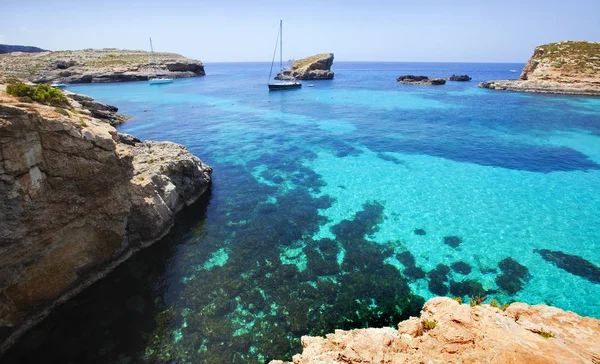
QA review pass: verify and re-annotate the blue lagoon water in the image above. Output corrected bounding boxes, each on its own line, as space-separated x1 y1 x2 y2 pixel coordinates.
6 62 600 363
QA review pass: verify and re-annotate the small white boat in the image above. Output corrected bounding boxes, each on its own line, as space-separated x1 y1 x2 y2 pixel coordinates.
307 84 315 87
509 70 517 73
51 83 68 89
148 37 173 85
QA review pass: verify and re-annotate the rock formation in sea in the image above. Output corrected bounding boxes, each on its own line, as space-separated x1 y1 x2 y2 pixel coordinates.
397 75 446 85
448 74 472 81
275 53 334 80
479 41 600 95
0 44 48 54
271 297 600 364
0 76 212 354
0 48 205 84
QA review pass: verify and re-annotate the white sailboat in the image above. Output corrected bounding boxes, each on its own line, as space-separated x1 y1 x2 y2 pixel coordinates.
148 37 173 85
268 20 301 91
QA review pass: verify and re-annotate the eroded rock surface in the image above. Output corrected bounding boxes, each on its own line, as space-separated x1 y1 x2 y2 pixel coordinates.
480 41 600 95
0 48 205 84
0 79 211 353
272 297 600 364
276 53 334 80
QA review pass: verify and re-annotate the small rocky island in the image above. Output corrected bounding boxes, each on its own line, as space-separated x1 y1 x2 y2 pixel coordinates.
397 75 446 85
479 41 600 95
448 74 472 81
0 76 212 353
275 53 334 80
271 297 600 364
0 48 205 84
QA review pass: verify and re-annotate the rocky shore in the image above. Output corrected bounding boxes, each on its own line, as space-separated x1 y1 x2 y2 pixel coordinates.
272 297 600 364
0 77 212 354
397 75 446 85
0 48 205 84
275 53 334 80
479 41 600 96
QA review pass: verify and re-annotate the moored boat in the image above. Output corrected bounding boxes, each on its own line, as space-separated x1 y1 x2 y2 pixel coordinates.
148 37 173 85
268 20 301 91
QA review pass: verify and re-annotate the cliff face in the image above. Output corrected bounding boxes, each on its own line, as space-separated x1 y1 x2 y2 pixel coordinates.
480 41 600 95
0 48 205 84
0 79 212 353
276 53 334 80
272 297 600 364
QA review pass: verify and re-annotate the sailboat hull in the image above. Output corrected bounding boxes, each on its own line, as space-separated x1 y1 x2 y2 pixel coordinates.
268 82 302 91
149 78 173 85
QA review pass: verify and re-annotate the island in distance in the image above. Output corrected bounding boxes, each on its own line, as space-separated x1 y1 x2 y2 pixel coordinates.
479 40 600 96
275 53 334 80
0 48 205 84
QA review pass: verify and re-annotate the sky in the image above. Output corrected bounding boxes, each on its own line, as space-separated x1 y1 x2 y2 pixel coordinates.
1 0 599 63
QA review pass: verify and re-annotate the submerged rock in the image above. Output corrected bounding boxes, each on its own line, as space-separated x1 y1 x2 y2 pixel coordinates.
0 80 212 354
272 297 600 364
535 249 600 284
0 48 205 84
275 53 334 80
443 235 462 248
397 75 446 85
414 228 426 236
496 257 529 294
451 261 472 275
479 41 600 96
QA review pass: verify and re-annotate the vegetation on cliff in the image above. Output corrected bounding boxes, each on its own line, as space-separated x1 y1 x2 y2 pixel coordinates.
6 82 70 107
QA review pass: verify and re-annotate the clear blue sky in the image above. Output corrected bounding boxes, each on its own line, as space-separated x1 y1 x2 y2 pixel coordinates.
1 0 599 62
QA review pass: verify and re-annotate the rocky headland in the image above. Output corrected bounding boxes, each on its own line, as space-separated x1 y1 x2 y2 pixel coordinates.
479 41 600 95
0 44 48 54
0 76 212 354
0 48 205 84
275 53 334 80
397 75 446 85
272 297 600 364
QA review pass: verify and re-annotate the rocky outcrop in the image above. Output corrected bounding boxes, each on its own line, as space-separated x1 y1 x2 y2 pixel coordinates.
0 48 206 84
272 297 600 364
479 41 600 95
397 75 446 85
275 53 334 80
0 79 212 354
448 74 472 81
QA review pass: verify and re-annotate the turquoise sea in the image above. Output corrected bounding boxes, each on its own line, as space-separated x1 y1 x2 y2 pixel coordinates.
5 62 600 363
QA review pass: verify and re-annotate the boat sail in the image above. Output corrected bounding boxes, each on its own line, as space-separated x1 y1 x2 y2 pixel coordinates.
148 37 173 85
268 20 301 91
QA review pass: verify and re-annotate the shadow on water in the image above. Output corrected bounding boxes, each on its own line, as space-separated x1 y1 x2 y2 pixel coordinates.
3 191 213 364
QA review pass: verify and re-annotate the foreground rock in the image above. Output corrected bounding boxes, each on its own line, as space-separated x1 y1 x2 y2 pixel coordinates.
397 75 446 85
0 48 205 84
0 78 212 354
275 53 334 80
479 41 600 95
272 297 600 364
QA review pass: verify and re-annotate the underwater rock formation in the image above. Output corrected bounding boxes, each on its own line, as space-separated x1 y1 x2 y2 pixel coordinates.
0 48 205 84
275 53 334 80
271 297 600 364
479 41 600 95
443 235 462 248
535 249 600 284
0 79 212 354
496 257 529 294
397 75 446 85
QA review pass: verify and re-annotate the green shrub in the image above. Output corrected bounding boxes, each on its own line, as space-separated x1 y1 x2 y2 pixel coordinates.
423 319 437 331
6 82 70 107
470 295 487 306
538 328 555 339
452 296 463 304
54 107 69 116
79 117 87 127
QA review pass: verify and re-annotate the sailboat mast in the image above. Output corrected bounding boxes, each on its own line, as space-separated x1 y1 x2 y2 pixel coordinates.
148 37 153 80
280 20 283 72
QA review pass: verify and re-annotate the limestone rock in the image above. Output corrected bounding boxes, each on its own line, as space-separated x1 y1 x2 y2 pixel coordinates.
0 80 211 354
397 75 446 85
275 53 334 80
480 41 600 95
0 48 206 84
274 297 600 364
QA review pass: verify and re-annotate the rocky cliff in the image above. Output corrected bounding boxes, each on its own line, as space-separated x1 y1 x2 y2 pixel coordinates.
0 77 212 354
0 48 205 84
272 297 600 364
276 53 334 80
480 41 600 95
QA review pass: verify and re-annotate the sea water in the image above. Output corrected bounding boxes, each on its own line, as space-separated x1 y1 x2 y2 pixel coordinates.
5 62 600 363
